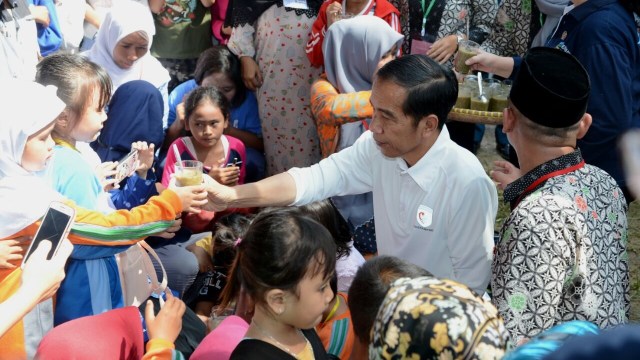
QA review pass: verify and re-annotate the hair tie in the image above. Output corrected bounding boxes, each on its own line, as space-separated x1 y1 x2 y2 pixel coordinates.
234 237 242 247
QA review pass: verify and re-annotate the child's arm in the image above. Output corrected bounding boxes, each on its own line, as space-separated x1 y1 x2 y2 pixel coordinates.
311 76 374 156
84 3 101 28
311 76 374 127
68 186 206 246
109 174 159 210
148 0 166 14
0 238 72 338
110 142 159 210
161 141 179 188
228 25 261 90
142 292 186 360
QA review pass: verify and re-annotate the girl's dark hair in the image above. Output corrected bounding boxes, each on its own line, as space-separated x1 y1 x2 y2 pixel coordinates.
348 256 432 343
220 208 337 310
184 86 232 123
36 53 112 118
193 46 247 107
298 200 351 259
212 213 252 269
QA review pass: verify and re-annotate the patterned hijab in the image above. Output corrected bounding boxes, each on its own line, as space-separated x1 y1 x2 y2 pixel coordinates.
370 276 509 359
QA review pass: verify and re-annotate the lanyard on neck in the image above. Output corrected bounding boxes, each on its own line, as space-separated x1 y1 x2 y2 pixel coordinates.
420 0 437 37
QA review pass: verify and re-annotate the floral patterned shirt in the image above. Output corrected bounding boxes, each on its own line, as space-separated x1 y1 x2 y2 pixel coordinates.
492 149 629 346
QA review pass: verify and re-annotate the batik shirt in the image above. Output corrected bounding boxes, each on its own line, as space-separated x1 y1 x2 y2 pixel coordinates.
480 0 540 57
492 150 629 346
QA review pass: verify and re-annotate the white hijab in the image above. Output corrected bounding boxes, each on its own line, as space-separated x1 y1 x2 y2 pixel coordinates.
0 80 66 238
85 2 169 90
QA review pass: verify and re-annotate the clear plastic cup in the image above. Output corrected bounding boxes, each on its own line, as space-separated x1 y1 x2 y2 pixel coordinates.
174 160 203 186
490 88 509 112
455 85 472 109
470 89 490 111
455 40 480 74
207 306 235 332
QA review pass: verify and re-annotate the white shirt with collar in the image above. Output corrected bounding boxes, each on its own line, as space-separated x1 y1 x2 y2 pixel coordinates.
288 126 498 294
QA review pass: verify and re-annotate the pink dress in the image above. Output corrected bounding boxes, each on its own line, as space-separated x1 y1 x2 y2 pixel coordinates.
228 5 323 175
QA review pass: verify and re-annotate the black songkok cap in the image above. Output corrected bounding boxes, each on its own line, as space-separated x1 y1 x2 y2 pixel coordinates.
510 47 590 128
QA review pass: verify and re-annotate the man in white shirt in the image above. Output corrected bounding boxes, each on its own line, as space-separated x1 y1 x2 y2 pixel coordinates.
204 55 498 294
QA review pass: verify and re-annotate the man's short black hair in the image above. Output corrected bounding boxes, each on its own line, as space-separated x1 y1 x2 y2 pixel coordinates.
375 55 458 129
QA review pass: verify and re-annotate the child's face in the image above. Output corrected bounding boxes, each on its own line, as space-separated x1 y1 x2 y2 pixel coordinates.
185 101 228 148
202 72 237 104
70 91 108 142
281 268 333 329
22 121 56 172
112 32 149 69
376 44 399 73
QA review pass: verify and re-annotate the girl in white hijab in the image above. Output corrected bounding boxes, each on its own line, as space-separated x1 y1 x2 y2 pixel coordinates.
85 1 170 127
0 81 66 238
0 79 205 359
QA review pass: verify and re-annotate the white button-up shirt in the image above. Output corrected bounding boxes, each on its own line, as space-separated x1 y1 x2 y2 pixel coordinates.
288 127 498 294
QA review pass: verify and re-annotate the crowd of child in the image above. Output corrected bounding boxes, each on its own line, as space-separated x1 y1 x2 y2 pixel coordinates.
1 0 639 358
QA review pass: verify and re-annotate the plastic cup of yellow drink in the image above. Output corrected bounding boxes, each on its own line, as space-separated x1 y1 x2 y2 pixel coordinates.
174 160 203 186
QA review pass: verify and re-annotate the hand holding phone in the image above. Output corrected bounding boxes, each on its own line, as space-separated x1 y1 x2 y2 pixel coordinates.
22 202 76 268
114 150 139 183
20 237 73 303
206 158 239 186
225 158 243 168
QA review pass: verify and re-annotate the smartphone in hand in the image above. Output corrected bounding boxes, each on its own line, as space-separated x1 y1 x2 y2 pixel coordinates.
115 150 139 183
225 158 242 168
21 202 76 268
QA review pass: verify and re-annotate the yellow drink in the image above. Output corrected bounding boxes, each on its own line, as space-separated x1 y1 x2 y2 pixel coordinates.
175 168 203 186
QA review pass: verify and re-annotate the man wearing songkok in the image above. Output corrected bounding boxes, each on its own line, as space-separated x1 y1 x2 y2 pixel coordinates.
491 47 629 346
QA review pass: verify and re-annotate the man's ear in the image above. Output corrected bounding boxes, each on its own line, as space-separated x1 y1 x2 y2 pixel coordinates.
264 288 286 316
502 106 516 133
419 114 439 137
576 113 592 140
